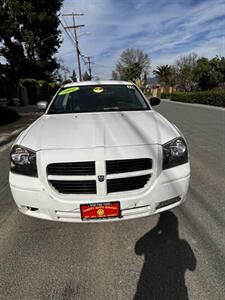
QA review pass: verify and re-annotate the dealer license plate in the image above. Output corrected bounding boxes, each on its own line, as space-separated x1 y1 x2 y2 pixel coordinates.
80 202 120 220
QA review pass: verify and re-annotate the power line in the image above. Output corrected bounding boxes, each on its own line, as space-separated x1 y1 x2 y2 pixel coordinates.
85 56 93 79
57 14 91 79
58 50 74 57
79 52 88 66
61 15 77 45
62 13 85 81
58 17 75 45
77 48 93 77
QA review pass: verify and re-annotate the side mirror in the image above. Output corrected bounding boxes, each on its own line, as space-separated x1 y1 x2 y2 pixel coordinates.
149 97 160 106
37 101 48 111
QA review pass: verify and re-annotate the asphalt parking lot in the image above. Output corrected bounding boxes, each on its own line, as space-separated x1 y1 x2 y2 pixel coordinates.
0 100 224 300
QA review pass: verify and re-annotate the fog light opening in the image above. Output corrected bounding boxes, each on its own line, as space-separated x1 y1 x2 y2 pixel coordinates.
156 196 181 210
27 206 39 211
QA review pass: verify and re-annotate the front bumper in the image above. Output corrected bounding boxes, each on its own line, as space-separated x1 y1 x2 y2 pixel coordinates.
9 163 190 223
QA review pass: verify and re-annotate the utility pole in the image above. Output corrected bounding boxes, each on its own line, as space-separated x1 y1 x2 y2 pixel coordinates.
63 13 84 81
85 56 93 80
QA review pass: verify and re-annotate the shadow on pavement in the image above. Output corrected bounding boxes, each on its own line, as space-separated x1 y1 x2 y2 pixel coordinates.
0 106 20 126
134 211 196 300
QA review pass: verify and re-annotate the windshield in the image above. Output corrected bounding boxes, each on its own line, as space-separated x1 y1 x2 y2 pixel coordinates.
47 84 150 114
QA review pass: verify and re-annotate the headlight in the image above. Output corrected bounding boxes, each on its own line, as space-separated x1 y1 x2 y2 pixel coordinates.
162 137 188 170
10 145 38 177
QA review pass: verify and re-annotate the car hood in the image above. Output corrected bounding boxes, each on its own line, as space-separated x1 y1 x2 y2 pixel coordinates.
19 111 179 150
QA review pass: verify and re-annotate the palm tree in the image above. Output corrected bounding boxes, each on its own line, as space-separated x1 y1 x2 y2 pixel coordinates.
153 65 174 86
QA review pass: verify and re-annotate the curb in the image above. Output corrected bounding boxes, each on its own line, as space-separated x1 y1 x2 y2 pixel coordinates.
161 99 225 112
0 127 25 148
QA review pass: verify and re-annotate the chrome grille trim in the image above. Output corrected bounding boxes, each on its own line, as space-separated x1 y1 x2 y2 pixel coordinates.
47 158 152 195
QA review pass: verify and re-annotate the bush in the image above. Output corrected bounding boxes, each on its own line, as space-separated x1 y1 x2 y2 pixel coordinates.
144 89 152 98
0 81 17 100
0 105 20 125
48 82 60 98
20 79 60 104
20 78 38 104
161 91 225 107
161 92 171 99
37 80 49 102
37 80 60 101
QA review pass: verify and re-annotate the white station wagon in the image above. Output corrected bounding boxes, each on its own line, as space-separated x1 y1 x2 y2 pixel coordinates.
9 81 190 222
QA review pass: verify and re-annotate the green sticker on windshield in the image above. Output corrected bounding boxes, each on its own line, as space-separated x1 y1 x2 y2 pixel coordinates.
127 85 135 89
59 87 80 95
93 87 104 93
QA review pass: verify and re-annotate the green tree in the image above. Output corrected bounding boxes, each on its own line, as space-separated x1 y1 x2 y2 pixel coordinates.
175 53 198 91
0 0 63 88
124 62 142 81
153 65 174 86
115 48 150 81
209 56 225 83
111 70 119 80
70 70 77 82
193 57 222 91
143 71 148 85
83 71 91 81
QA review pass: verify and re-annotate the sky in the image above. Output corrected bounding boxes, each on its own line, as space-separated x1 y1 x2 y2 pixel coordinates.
58 0 225 79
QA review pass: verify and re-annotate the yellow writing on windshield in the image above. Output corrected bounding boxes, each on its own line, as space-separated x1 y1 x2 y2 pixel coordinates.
59 87 80 95
93 87 104 93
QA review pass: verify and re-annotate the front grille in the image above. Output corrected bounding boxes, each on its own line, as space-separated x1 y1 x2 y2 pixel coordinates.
49 180 96 194
47 158 152 195
47 162 95 176
106 158 152 174
107 174 151 193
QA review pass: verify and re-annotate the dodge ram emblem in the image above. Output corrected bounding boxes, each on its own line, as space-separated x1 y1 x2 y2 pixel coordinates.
98 175 105 182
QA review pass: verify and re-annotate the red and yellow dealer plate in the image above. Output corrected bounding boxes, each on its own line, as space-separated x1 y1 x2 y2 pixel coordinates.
80 202 121 220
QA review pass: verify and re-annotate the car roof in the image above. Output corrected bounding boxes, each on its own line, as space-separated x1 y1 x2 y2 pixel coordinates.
63 80 134 88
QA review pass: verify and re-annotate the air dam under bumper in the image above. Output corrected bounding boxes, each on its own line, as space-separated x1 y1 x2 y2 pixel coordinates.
9 163 190 223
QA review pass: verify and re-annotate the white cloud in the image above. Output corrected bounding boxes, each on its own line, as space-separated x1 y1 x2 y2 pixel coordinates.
57 0 225 78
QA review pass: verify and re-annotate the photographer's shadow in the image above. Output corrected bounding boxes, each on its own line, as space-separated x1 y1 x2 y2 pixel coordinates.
134 211 196 300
